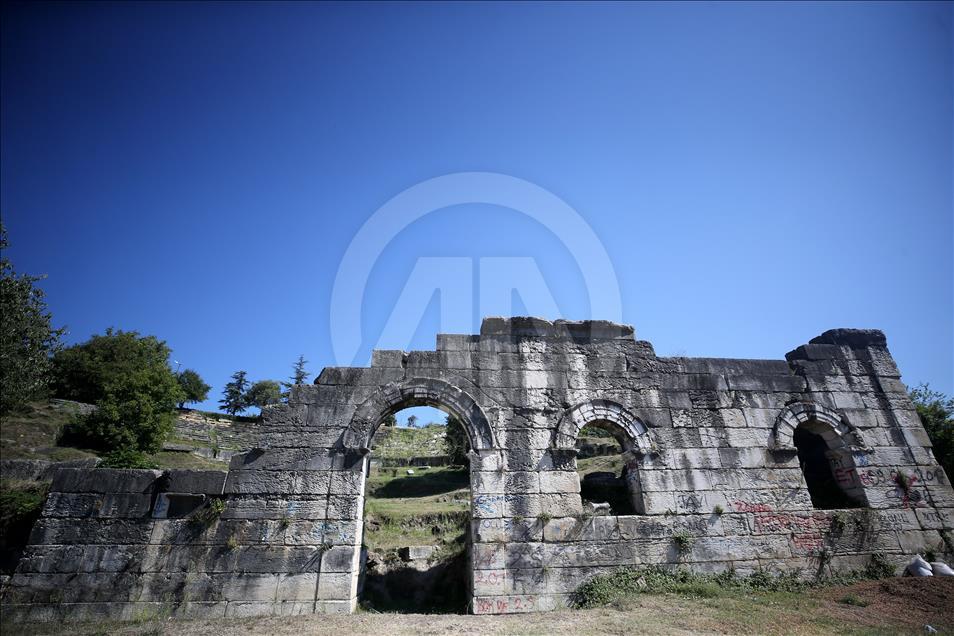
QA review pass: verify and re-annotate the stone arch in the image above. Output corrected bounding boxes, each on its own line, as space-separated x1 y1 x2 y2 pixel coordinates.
554 399 656 455
772 401 870 509
343 377 497 453
554 399 657 516
769 402 868 453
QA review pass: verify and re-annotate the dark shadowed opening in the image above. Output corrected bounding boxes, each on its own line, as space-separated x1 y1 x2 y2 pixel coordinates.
794 427 862 510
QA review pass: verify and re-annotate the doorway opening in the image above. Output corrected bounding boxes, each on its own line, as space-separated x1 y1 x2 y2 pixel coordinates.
793 425 864 509
575 421 638 515
359 405 472 613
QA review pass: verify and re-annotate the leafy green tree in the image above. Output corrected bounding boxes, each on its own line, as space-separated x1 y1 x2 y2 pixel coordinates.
382 413 397 427
246 379 282 410
52 328 174 405
54 329 184 454
220 370 249 416
407 414 418 428
0 224 64 413
176 369 210 408
444 414 470 465
910 384 954 479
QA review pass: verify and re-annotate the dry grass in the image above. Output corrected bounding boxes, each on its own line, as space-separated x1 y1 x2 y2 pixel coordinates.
11 579 954 636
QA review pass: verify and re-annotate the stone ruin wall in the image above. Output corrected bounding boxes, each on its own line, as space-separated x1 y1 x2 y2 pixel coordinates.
3 317 953 621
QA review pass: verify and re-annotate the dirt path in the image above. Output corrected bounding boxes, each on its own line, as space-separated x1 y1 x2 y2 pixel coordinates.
10 578 954 636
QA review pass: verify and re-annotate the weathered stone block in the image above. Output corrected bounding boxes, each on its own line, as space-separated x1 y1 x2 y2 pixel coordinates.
51 468 162 494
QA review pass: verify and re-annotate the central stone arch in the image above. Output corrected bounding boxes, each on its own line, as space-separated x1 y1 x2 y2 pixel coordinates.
554 399 656 454
769 402 868 452
343 377 498 453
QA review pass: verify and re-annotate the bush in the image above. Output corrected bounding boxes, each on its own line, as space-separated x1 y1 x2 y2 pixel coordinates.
574 566 811 609
99 448 158 469
55 329 184 454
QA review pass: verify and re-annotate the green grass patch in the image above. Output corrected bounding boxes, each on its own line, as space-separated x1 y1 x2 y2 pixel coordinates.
363 465 470 552
574 559 897 610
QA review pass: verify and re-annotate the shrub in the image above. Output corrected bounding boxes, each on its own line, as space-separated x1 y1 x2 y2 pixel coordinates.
190 497 226 529
574 566 810 608
673 530 694 555
55 329 184 454
99 448 158 469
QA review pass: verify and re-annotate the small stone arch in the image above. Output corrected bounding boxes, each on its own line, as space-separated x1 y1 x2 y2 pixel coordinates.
769 402 869 453
554 399 657 455
343 377 497 453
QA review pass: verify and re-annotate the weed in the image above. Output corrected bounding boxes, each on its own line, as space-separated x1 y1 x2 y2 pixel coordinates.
864 552 894 579
225 534 239 550
189 497 226 529
924 548 937 563
672 530 694 555
893 471 910 491
278 514 291 530
830 511 847 535
537 512 553 525
712 505 724 516
839 594 869 607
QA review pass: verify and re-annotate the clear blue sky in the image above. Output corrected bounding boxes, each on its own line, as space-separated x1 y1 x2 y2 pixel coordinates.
2 2 951 413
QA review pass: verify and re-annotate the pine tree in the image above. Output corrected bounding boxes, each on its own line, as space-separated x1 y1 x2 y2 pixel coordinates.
220 370 249 416
281 354 310 396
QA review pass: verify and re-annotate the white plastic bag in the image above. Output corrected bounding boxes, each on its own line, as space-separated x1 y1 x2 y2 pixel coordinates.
930 561 954 576
905 555 934 577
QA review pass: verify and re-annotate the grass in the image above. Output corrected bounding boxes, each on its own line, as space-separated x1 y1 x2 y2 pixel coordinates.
0 400 228 472
576 454 625 476
0 400 98 461
363 465 470 552
371 424 449 460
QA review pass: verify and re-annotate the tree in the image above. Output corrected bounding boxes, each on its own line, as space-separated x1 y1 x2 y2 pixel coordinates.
246 379 282 410
382 413 397 427
220 370 249 416
406 414 418 428
0 224 64 413
55 329 184 455
176 369 210 408
282 354 310 389
910 384 954 480
444 414 470 465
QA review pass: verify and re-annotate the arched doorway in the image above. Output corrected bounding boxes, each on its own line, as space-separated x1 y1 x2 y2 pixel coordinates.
345 378 496 613
771 402 869 509
555 400 656 515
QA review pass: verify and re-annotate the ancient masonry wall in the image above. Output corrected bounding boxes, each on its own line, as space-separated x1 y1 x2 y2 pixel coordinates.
3 317 952 621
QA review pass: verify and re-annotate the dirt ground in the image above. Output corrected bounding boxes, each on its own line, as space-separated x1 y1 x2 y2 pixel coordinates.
9 577 954 636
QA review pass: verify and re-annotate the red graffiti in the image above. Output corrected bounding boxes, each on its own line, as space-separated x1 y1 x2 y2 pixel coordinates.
733 501 773 513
